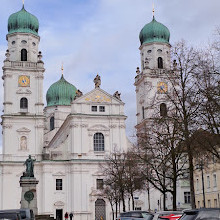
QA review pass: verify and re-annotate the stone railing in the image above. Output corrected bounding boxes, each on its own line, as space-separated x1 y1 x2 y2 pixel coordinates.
3 61 44 69
11 61 38 68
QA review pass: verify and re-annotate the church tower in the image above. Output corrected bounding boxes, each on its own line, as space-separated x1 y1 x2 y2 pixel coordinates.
135 15 171 133
2 5 45 161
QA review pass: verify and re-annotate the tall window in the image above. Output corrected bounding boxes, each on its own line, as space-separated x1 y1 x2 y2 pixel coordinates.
56 179 62 190
208 200 211 208
184 192 191 204
196 178 199 191
20 97 28 110
213 174 217 187
96 179 104 190
158 57 163 69
50 116 55 131
214 199 218 208
207 176 210 188
160 103 167 117
21 49 27 61
94 133 104 151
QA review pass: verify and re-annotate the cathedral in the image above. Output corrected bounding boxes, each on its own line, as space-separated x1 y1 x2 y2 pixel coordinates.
0 3 190 220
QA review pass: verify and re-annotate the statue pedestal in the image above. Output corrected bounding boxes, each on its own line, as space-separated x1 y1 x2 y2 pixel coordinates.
20 177 39 215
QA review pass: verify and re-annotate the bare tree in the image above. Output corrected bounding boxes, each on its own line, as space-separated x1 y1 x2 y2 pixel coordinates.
100 151 146 216
124 151 146 210
101 152 127 212
137 113 188 210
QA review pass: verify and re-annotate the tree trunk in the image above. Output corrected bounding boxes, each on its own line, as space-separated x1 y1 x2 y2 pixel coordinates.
173 185 177 210
110 202 114 220
188 150 196 208
163 191 166 211
121 192 126 212
131 194 135 210
116 201 118 218
147 185 151 212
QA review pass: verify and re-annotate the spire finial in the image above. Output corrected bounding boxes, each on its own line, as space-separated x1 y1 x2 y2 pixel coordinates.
61 63 64 76
152 1 155 18
22 0 24 6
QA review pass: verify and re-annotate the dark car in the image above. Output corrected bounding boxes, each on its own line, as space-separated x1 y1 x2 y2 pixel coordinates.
0 209 34 220
179 208 220 220
0 211 21 220
117 211 154 220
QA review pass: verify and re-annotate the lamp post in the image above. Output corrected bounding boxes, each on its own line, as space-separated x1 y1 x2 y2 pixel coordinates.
196 162 206 208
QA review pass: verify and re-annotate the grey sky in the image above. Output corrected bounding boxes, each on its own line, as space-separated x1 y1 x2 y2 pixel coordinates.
0 0 220 149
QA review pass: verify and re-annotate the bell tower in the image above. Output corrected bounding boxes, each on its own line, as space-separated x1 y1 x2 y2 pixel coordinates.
2 5 45 161
135 15 171 132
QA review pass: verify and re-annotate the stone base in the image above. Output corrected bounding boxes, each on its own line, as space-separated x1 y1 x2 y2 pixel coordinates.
20 177 39 215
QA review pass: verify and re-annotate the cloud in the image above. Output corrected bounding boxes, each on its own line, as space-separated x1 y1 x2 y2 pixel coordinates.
0 0 220 149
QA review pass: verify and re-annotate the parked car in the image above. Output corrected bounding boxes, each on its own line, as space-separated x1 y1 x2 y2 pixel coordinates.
117 211 154 220
0 211 21 220
152 211 183 220
0 209 34 220
179 208 220 220
159 214 182 220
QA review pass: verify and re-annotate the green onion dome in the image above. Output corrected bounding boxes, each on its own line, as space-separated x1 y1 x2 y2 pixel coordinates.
8 6 39 36
46 75 77 107
139 16 170 45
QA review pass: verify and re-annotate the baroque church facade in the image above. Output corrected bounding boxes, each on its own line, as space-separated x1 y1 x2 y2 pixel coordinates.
0 4 191 220
0 5 131 220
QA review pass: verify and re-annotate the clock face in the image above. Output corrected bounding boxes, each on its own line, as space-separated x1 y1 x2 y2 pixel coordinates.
18 75 30 87
157 82 168 94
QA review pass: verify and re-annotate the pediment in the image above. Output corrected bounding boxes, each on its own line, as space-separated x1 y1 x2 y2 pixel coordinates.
52 171 66 176
84 90 111 103
88 124 109 131
54 201 65 206
74 88 123 104
16 127 31 133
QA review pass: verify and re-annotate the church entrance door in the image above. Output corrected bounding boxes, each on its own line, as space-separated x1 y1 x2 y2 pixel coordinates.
95 199 106 220
56 209 63 220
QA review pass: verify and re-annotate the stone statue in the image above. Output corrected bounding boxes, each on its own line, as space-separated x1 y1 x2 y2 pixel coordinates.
113 91 121 101
20 136 27 150
23 155 35 178
93 74 101 88
74 89 83 100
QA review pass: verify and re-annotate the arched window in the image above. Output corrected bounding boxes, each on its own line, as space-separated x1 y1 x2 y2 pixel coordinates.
160 103 167 117
158 57 163 69
95 199 106 220
21 49 27 61
94 133 104 151
50 116 55 131
20 97 28 111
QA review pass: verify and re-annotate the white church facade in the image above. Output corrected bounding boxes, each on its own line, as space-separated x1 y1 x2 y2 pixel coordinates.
0 4 191 220
0 5 132 220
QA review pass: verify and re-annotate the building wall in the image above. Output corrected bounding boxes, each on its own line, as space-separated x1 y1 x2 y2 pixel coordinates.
194 161 220 208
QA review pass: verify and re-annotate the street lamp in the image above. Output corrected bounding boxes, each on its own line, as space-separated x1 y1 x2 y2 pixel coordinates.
196 162 206 208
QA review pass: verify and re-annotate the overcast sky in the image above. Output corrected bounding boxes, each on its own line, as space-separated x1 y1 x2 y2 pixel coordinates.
0 0 220 149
